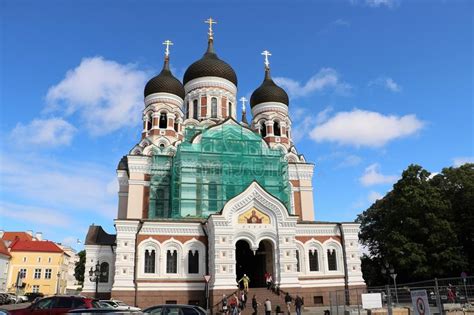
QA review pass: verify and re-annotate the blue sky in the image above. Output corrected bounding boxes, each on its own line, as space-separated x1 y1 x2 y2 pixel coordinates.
1 0 472 251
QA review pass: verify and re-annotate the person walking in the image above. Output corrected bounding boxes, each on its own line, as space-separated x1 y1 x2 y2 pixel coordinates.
285 292 292 315
238 274 251 292
295 295 303 315
265 273 273 290
264 298 272 315
252 295 259 315
221 294 228 315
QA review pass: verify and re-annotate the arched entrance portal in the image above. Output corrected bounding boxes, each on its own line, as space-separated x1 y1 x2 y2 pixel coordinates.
236 239 274 288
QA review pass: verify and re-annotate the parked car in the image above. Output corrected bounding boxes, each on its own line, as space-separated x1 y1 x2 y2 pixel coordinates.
8 295 101 315
143 304 206 315
0 294 9 305
25 293 44 302
99 300 141 311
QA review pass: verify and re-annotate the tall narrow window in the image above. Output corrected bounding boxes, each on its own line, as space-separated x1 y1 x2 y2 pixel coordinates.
186 102 190 119
166 250 177 273
188 250 199 274
99 262 109 283
211 97 218 118
228 102 232 117
193 100 198 120
208 181 218 211
156 189 165 217
260 121 267 138
159 112 167 129
296 250 301 272
309 250 319 272
174 122 179 132
327 249 337 271
144 249 156 273
274 121 281 136
147 115 152 131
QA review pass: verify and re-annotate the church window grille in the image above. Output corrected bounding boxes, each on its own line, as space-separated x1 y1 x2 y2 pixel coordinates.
99 262 109 283
193 100 198 120
166 250 178 273
159 112 167 129
274 121 281 136
260 121 267 138
188 250 199 274
228 102 232 117
144 249 156 273
327 249 337 271
211 97 218 118
296 250 301 272
208 181 218 211
309 250 319 271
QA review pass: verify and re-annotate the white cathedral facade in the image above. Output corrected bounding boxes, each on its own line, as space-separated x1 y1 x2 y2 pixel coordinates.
83 20 365 308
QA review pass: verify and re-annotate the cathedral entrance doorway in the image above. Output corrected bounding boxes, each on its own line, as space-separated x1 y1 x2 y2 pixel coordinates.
235 239 274 288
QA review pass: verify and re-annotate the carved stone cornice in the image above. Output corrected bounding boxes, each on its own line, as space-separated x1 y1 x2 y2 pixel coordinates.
288 163 314 181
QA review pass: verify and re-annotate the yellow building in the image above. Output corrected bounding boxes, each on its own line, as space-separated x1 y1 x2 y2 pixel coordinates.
7 239 70 295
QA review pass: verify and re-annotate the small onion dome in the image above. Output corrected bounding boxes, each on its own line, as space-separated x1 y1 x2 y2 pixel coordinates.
144 57 185 99
183 40 237 86
250 68 289 108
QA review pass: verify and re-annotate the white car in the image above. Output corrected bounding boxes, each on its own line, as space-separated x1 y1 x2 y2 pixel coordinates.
99 300 141 311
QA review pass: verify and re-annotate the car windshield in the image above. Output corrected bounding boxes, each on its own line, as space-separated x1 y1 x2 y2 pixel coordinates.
116 302 128 306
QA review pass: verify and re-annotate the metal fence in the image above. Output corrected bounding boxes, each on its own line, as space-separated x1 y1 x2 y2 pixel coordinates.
329 277 473 315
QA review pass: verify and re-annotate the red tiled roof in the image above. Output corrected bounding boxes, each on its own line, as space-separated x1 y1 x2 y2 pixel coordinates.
1 232 33 242
0 240 11 257
10 240 63 253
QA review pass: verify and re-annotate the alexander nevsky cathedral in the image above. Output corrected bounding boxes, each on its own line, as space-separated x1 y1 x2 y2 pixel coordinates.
83 18 365 309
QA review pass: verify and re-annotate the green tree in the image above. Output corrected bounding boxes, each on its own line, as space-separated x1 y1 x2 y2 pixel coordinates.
357 164 468 285
74 250 86 285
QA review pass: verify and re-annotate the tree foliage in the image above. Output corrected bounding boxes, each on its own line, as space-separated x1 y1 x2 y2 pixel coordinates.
357 164 473 285
74 250 86 285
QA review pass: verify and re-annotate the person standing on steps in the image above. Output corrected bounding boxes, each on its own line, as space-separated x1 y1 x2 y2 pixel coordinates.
221 294 228 315
264 298 272 315
252 295 259 315
265 273 273 290
238 273 251 292
295 295 303 315
285 292 292 315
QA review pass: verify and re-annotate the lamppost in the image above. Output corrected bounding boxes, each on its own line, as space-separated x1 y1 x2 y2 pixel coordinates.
56 272 61 294
382 263 399 305
89 261 102 298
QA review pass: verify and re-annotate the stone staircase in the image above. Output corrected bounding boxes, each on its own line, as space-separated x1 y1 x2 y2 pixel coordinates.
239 287 289 315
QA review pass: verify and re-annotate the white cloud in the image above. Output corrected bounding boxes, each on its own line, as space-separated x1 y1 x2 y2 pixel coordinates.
316 106 333 124
338 155 363 168
0 201 73 228
369 76 402 92
10 118 76 147
365 0 396 8
46 56 148 135
360 163 398 186
368 190 383 203
274 68 352 98
0 154 117 218
453 156 474 167
310 109 424 147
332 19 351 27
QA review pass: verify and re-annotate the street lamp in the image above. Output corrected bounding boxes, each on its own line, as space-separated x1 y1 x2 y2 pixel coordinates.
89 261 102 298
56 272 61 294
381 263 399 305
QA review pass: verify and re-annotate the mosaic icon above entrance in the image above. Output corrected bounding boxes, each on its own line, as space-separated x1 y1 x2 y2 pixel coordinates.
238 208 270 224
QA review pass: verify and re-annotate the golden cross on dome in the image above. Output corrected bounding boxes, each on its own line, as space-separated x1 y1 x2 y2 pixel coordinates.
205 17 217 39
162 40 173 57
261 50 272 69
239 97 247 112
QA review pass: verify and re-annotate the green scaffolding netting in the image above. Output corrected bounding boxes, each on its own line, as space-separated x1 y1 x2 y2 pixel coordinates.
149 123 290 219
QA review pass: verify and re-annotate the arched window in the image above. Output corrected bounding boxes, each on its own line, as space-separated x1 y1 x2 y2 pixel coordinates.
274 121 281 136
327 249 337 271
193 100 198 120
185 102 190 119
211 97 218 118
174 122 179 132
188 250 199 274
166 250 177 274
159 112 167 129
99 262 109 283
296 250 301 272
146 115 152 131
208 181 218 211
228 102 232 117
260 121 267 138
309 250 319 271
144 249 156 273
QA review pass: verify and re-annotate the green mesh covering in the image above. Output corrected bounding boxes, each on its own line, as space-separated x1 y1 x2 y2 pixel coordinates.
149 122 290 219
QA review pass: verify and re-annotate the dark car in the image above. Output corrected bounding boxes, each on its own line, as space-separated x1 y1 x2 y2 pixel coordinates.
143 304 206 315
9 295 101 315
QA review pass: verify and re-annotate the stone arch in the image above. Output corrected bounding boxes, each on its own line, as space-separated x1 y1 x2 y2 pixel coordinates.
138 238 161 276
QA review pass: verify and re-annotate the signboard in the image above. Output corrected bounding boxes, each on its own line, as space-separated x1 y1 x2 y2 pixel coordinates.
411 290 431 315
361 293 382 309
204 275 211 283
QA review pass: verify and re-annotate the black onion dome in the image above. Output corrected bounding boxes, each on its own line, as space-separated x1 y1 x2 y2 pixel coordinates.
183 40 237 86
250 68 289 108
144 57 185 99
